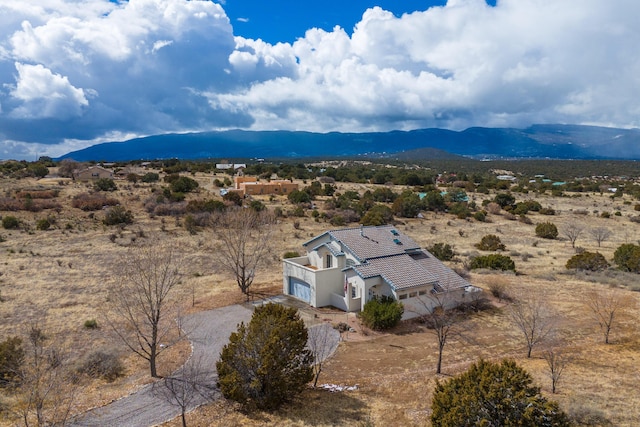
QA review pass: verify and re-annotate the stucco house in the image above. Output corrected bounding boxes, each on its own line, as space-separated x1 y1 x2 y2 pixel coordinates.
283 225 478 320
75 165 114 181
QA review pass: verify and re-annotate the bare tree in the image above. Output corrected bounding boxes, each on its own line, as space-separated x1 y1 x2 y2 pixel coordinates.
585 287 632 344
562 223 584 249
152 354 215 427
416 292 474 374
542 346 571 394
107 241 185 378
17 321 80 427
508 291 556 358
211 208 274 301
307 323 339 387
590 227 612 247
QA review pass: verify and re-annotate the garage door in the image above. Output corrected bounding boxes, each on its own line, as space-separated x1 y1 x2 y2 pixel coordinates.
289 278 311 303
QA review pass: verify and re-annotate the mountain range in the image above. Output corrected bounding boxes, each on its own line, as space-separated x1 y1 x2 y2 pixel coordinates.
58 124 640 161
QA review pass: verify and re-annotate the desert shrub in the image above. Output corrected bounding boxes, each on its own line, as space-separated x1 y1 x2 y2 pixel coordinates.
288 189 312 204
470 254 516 272
72 193 120 211
0 198 23 211
141 172 160 183
222 191 243 206
566 252 609 271
93 178 117 192
513 200 542 215
360 204 394 226
613 243 640 273
485 202 502 215
84 319 98 329
329 215 346 226
2 216 19 229
431 359 570 427
249 200 266 212
77 349 125 382
473 211 486 222
103 206 133 226
535 221 558 239
493 193 516 209
475 234 506 251
185 199 225 213
0 336 24 388
449 202 471 219
126 173 139 183
629 215 640 224
217 303 313 410
614 211 622 216
15 190 59 199
184 215 198 234
488 280 510 301
539 207 556 215
428 243 455 261
169 176 199 193
36 219 51 230
358 295 404 330
600 211 610 218
283 251 300 259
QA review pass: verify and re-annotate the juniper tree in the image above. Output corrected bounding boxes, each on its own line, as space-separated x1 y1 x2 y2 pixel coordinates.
216 303 313 410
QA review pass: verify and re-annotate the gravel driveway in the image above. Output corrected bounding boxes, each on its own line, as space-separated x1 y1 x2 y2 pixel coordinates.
70 303 339 427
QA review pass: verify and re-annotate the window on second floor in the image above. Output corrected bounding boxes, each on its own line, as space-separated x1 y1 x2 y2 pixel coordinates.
325 253 332 268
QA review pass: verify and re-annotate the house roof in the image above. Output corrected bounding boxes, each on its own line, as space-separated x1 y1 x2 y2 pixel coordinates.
305 225 470 293
322 225 420 262
352 253 439 290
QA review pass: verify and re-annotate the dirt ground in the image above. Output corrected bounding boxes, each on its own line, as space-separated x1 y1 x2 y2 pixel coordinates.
1 172 639 426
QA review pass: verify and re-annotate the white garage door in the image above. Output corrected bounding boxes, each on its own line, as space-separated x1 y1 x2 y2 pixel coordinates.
289 278 311 303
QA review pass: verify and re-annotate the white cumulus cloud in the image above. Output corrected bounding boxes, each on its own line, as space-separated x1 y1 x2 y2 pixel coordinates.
0 0 639 160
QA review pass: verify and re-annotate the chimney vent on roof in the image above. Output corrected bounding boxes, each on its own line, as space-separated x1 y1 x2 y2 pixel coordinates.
360 225 364 236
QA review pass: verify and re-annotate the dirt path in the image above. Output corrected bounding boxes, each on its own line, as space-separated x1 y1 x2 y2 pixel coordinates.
70 303 340 427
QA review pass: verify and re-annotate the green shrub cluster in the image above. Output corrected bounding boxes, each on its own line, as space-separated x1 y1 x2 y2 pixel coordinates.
431 359 570 427
2 216 19 230
428 243 455 261
141 172 160 183
535 221 558 239
169 176 199 193
358 295 404 330
36 218 51 230
613 243 640 273
475 234 506 251
566 252 609 271
470 254 516 272
93 178 118 192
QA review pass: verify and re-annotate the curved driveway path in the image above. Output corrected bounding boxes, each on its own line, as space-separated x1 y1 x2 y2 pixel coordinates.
71 303 339 427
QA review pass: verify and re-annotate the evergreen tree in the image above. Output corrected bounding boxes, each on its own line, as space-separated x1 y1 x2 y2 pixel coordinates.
217 304 313 410
432 359 570 427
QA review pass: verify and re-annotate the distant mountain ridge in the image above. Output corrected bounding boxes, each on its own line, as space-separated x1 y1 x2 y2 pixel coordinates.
58 124 640 161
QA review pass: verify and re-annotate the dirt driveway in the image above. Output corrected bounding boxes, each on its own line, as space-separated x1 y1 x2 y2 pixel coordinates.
70 303 339 427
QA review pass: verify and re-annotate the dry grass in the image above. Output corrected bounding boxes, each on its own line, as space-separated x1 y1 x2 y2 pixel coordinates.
1 174 639 426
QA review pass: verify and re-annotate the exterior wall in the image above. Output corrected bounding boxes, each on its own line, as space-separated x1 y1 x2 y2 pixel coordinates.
400 288 467 320
235 176 257 189
282 256 343 308
236 177 298 196
76 167 113 181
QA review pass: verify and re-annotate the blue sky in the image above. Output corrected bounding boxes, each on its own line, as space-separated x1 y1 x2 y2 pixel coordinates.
224 1 463 44
0 0 637 160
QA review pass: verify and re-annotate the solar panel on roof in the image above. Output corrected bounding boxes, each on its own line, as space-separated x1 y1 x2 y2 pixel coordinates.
393 238 402 245
391 229 399 235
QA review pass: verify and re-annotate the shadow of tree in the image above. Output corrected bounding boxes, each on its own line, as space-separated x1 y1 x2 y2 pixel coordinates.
244 388 370 426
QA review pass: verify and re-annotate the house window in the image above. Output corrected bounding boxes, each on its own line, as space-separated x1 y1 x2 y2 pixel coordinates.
351 286 357 299
325 254 332 268
398 293 408 300
418 290 427 296
409 291 417 298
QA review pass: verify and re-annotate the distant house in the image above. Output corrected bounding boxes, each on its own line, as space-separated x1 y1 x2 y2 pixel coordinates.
75 166 114 181
283 225 479 320
216 163 247 170
233 176 298 196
